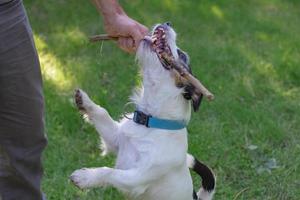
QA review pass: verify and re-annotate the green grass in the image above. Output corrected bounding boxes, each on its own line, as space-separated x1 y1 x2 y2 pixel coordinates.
24 0 300 199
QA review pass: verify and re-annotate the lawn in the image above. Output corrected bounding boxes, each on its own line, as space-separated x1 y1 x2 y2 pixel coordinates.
24 0 300 199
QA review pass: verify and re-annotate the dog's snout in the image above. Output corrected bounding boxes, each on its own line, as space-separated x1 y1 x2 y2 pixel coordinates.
164 22 172 27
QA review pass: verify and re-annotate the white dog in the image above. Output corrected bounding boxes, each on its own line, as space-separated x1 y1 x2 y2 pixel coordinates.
70 23 216 200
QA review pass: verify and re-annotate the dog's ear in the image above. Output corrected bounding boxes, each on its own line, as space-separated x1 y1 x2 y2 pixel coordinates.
183 85 203 112
191 93 203 112
177 48 204 111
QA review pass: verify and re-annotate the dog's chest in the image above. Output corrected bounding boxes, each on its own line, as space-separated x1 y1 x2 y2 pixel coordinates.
115 129 155 170
115 135 140 169
116 119 188 170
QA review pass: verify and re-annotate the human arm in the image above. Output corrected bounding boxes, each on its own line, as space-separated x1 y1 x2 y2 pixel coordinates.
92 0 148 53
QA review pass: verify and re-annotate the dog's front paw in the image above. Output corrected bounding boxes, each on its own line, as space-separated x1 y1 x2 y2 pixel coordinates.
70 168 94 189
70 167 111 189
74 89 94 113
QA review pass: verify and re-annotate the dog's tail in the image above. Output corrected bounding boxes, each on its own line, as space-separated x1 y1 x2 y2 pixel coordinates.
187 154 216 200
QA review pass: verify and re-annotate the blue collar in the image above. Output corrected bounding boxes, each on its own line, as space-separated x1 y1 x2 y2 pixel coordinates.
133 110 187 130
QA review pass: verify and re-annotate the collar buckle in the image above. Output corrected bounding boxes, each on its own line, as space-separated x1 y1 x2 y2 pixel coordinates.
133 110 150 127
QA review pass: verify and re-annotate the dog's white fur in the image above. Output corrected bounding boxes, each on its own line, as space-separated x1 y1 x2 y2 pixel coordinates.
71 25 212 200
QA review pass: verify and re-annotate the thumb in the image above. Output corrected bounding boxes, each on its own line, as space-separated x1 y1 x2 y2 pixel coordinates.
129 24 148 48
129 29 143 47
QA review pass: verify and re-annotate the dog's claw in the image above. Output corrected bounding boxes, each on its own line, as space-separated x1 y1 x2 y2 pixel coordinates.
70 174 84 190
70 168 102 189
70 169 86 189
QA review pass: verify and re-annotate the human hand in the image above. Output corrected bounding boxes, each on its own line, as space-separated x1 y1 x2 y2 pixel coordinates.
103 14 148 53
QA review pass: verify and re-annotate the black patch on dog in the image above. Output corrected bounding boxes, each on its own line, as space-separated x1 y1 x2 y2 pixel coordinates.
177 48 191 73
177 49 203 111
193 190 198 200
193 158 215 192
191 93 203 112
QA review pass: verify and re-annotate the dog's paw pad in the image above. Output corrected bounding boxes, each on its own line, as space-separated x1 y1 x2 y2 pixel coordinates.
74 89 87 111
74 89 94 113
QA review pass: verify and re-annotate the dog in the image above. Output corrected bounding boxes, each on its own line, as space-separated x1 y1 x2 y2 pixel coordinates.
70 23 216 200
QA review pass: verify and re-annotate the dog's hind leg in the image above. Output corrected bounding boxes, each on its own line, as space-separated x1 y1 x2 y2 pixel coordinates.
74 89 119 154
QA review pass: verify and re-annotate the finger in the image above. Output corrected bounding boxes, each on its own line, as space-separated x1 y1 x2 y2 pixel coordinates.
117 38 129 52
129 24 149 48
117 37 135 53
123 37 135 52
139 24 149 36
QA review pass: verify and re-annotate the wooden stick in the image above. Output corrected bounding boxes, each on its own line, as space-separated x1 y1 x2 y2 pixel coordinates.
161 52 214 101
89 34 118 42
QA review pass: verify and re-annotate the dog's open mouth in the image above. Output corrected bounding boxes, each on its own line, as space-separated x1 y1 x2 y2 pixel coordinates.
151 25 173 70
148 24 215 101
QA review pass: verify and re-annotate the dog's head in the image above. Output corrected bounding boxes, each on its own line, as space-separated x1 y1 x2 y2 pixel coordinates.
136 23 202 111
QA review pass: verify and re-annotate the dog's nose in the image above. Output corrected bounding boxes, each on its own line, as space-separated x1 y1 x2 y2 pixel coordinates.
164 22 172 27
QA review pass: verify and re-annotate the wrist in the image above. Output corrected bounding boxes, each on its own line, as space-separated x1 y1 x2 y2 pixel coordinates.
102 11 125 24
93 0 125 18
